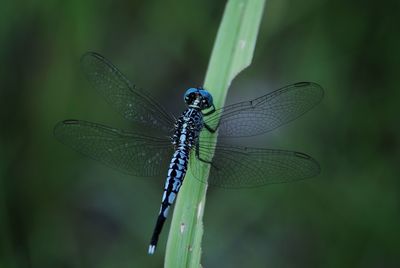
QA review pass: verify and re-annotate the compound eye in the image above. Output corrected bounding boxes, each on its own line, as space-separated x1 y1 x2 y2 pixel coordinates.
198 90 213 107
184 88 199 103
184 88 198 97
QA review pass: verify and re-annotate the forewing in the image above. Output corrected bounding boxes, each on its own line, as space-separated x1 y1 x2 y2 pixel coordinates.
54 120 173 177
190 142 320 188
81 52 175 133
204 82 323 137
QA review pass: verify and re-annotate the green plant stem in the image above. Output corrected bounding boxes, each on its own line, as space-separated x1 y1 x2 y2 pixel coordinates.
164 0 265 267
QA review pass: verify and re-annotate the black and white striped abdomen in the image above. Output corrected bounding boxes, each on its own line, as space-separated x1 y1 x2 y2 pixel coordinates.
160 147 189 218
148 107 204 254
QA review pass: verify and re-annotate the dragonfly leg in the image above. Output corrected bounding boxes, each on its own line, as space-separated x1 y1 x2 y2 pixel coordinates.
204 123 217 133
195 142 215 166
202 104 218 132
202 104 216 116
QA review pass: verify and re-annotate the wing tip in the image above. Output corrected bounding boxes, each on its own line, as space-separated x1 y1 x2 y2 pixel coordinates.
294 151 321 177
53 119 80 139
81 51 104 62
294 81 321 88
295 80 324 90
62 119 79 124
80 52 111 74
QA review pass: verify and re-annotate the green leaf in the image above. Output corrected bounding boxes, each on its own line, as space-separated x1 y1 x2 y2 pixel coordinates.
165 0 266 267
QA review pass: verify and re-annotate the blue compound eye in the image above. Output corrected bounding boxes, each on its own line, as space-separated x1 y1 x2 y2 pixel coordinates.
184 88 199 104
184 88 198 97
199 89 213 108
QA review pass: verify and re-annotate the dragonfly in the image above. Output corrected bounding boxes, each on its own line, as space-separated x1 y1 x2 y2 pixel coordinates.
54 52 324 255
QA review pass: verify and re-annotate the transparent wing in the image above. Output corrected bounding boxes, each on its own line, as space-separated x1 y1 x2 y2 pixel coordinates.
81 52 175 133
204 82 324 137
190 142 320 188
54 120 173 177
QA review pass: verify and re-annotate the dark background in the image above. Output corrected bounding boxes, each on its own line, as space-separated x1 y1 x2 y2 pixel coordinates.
1 0 399 267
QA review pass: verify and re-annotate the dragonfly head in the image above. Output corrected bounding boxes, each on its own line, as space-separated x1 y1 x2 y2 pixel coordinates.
184 87 214 110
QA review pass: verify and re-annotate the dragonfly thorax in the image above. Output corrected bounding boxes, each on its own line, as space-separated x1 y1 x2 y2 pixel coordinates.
171 108 204 149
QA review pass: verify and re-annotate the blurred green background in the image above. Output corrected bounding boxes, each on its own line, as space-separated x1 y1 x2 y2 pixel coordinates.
1 0 399 267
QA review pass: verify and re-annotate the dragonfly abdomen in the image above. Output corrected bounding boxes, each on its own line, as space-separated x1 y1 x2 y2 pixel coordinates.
162 148 189 216
148 108 203 255
148 145 190 255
